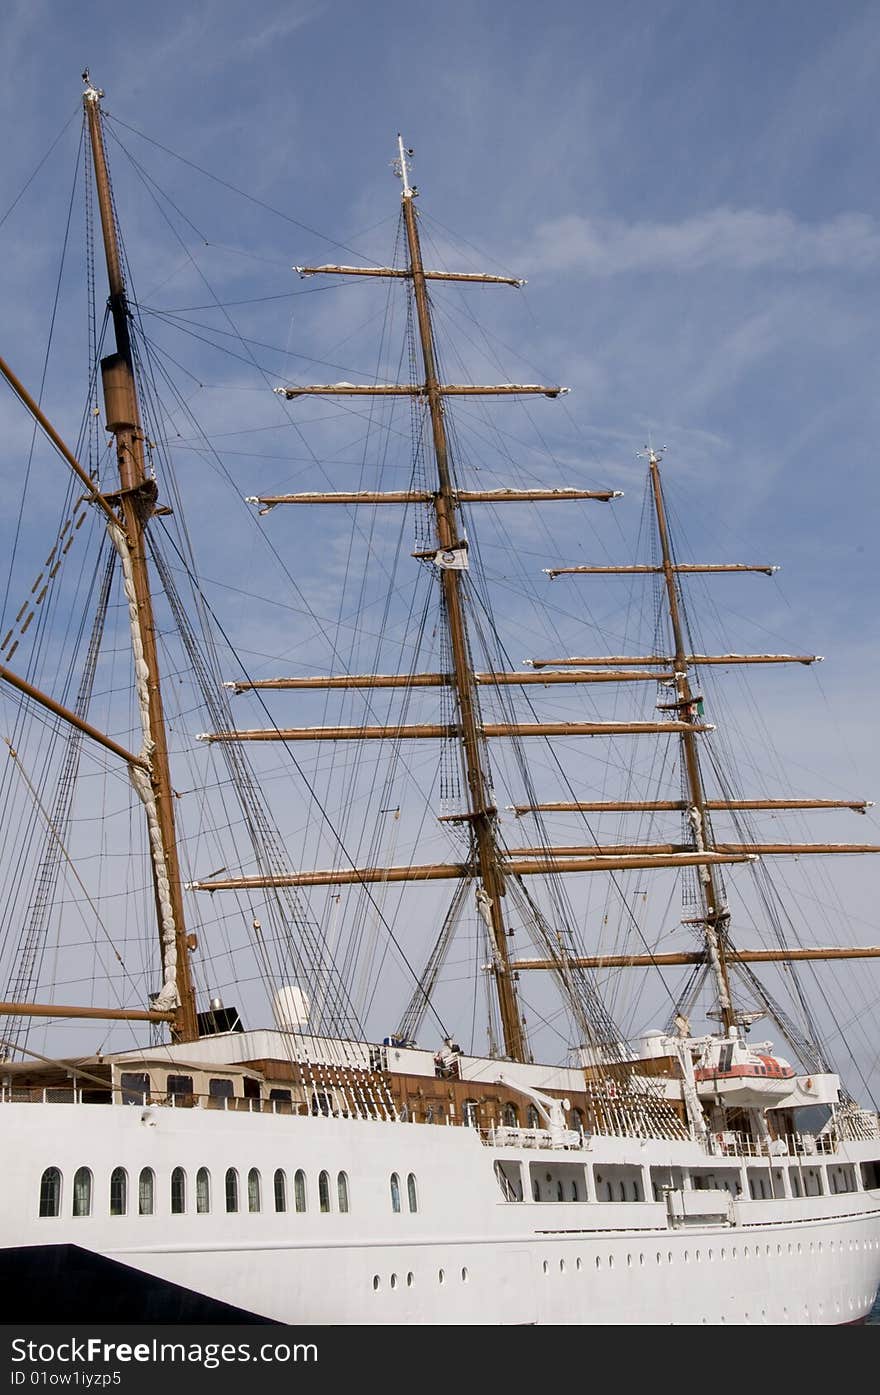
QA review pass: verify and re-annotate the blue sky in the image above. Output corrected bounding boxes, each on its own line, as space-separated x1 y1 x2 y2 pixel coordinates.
0 1 879 1088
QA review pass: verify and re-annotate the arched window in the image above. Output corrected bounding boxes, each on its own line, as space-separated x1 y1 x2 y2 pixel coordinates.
72 1167 92 1218
337 1172 349 1213
294 1169 307 1213
196 1168 210 1214
110 1167 128 1217
171 1167 186 1214
527 1105 540 1130
247 1168 261 1213
39 1167 61 1218
318 1170 331 1213
390 1173 401 1213
225 1168 239 1213
274 1169 287 1213
138 1168 154 1216
503 1102 520 1127
407 1173 418 1213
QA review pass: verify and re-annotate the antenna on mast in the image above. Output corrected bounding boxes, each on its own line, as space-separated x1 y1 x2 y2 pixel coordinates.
393 134 416 199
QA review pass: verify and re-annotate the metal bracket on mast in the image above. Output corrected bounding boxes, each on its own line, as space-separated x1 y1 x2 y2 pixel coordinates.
393 134 416 198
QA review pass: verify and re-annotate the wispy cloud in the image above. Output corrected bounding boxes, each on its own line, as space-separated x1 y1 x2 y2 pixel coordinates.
528 208 880 275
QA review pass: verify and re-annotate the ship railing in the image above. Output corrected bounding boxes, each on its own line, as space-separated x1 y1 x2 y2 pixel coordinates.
710 1130 840 1159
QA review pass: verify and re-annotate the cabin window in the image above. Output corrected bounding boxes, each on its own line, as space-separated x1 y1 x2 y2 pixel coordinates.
171 1167 186 1214
110 1167 128 1216
208 1078 234 1100
337 1172 350 1213
390 1173 401 1213
243 1077 261 1112
274 1169 287 1213
138 1168 155 1216
294 1169 307 1213
407 1173 418 1213
167 1075 193 1104
503 1102 519 1127
463 1100 479 1128
269 1089 292 1110
527 1105 540 1130
39 1167 61 1218
247 1168 261 1213
570 1107 585 1133
311 1091 331 1117
196 1168 211 1214
120 1072 150 1105
72 1167 92 1218
225 1168 239 1213
318 1171 331 1213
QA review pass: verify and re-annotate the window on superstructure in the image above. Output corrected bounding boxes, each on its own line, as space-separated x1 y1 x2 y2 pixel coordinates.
274 1169 287 1212
337 1172 349 1213
110 1167 128 1216
72 1167 92 1218
208 1078 234 1102
196 1168 210 1214
120 1072 150 1105
167 1075 194 1105
248 1168 261 1213
138 1168 155 1215
463 1100 479 1128
407 1173 418 1213
225 1168 239 1213
570 1107 585 1133
527 1105 540 1130
503 1103 519 1127
390 1173 401 1213
243 1077 261 1113
39 1167 61 1218
318 1171 331 1213
171 1167 186 1214
294 1170 307 1213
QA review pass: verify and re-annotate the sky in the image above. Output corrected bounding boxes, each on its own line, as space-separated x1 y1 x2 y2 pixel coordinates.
0 0 879 1094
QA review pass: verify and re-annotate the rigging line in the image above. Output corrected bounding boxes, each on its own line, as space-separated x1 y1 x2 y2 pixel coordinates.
1 737 139 983
1 120 84 634
140 304 392 385
0 107 80 232
102 112 385 266
145 284 364 313
154 523 452 1042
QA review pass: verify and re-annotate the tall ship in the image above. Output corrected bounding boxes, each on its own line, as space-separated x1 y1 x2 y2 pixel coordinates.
0 75 878 1324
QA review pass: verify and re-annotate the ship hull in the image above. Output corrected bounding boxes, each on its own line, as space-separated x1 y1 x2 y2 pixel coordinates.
5 1102 880 1325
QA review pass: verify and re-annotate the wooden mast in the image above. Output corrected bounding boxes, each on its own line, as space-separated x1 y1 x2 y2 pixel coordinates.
396 138 525 1060
82 75 197 1042
647 446 735 1031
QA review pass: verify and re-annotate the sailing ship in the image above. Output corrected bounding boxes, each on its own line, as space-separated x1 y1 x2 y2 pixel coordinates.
0 75 879 1324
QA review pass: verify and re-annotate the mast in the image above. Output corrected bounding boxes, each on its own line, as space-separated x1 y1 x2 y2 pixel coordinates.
82 75 198 1042
397 138 526 1060
647 446 735 1032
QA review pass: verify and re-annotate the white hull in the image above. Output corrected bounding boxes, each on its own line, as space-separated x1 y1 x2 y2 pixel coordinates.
7 1101 880 1325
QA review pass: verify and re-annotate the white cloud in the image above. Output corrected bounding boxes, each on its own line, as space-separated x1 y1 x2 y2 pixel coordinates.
528 208 880 275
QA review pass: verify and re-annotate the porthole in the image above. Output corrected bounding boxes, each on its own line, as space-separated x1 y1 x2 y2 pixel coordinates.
559 1259 565 1274
390 1273 398 1290
461 1267 468 1283
372 1276 380 1292
542 1260 549 1275
576 1257 582 1272
595 1256 601 1270
438 1269 445 1285
406 1272 414 1288
626 1254 632 1269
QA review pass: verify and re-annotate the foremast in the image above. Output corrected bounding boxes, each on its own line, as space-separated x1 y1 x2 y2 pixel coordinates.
82 75 197 1042
395 140 525 1061
646 446 735 1033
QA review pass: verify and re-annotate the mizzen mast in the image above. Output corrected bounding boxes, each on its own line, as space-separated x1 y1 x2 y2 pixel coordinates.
82 74 197 1042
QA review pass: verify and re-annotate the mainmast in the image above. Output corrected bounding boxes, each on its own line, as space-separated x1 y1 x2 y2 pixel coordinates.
646 447 735 1032
82 75 198 1042
396 139 525 1060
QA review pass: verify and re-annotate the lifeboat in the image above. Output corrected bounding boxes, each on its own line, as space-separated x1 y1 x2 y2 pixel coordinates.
694 1051 795 1107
